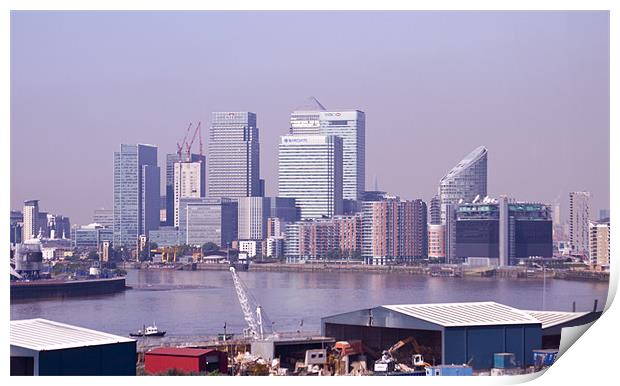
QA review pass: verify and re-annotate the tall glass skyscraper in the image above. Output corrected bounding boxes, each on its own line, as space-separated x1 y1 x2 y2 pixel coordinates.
290 98 365 203
278 135 343 219
113 144 160 247
438 146 488 260
207 112 260 198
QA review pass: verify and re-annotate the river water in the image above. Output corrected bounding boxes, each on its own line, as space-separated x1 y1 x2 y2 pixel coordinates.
10 269 609 338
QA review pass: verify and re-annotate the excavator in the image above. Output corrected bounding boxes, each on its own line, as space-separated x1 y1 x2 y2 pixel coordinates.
374 336 431 373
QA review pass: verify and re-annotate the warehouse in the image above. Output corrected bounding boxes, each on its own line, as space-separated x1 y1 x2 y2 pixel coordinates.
322 302 548 370
10 318 136 376
524 310 601 348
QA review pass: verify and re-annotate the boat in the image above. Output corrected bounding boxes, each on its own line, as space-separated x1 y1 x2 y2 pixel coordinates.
129 324 166 337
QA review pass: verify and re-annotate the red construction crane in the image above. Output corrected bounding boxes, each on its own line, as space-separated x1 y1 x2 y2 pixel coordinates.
185 121 203 160
176 122 193 159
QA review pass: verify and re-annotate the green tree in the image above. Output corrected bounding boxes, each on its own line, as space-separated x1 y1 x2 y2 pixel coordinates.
201 242 220 255
87 250 99 260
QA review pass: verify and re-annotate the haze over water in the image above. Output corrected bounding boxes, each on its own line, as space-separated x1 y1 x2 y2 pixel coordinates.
10 270 608 337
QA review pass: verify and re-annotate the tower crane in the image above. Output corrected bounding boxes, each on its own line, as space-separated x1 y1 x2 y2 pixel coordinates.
176 122 193 159
185 121 203 160
229 267 272 340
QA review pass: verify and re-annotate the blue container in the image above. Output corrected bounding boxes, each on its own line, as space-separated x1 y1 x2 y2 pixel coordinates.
494 353 517 369
533 349 558 367
426 365 473 376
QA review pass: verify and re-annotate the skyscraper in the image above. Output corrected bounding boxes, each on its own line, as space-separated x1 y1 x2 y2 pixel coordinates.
569 191 591 257
207 112 260 198
22 200 39 241
113 144 160 247
438 146 488 260
589 220 610 267
173 160 205 227
290 98 365 203
278 135 343 220
165 153 205 226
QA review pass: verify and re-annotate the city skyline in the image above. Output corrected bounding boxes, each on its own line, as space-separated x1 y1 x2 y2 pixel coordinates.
11 11 609 225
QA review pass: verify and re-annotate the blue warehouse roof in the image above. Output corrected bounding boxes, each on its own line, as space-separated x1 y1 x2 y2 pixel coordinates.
322 302 546 331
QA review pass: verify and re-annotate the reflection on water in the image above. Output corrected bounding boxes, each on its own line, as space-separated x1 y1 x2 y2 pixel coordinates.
10 269 609 338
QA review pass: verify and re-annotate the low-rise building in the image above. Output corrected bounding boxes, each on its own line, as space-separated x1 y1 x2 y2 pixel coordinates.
10 318 136 376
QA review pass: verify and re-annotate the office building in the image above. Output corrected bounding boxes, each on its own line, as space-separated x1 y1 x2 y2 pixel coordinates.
93 209 113 229
439 146 488 261
10 211 23 245
22 200 39 242
238 197 270 241
455 198 552 266
46 214 70 240
589 220 610 267
569 191 591 257
278 135 343 219
148 227 183 248
207 112 260 198
181 198 238 247
238 197 297 241
165 153 205 226
73 224 113 250
290 98 365 203
113 144 160 247
266 236 284 258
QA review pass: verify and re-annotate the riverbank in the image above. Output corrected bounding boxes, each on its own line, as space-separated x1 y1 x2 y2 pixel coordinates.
117 261 609 282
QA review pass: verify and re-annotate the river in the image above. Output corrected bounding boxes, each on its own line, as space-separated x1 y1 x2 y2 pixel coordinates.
10 269 609 338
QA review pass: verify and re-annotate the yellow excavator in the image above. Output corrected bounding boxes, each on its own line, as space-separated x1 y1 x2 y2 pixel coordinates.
376 336 431 373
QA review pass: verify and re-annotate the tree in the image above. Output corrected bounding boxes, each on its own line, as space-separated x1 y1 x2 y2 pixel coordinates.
201 242 219 255
87 250 99 261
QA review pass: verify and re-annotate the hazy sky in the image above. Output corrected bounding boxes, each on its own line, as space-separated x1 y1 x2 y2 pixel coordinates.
11 11 609 225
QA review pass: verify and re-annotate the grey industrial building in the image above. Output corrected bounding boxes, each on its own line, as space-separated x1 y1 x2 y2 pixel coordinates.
321 301 599 370
10 318 136 376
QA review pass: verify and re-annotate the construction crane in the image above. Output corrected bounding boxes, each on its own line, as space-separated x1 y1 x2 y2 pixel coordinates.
185 121 203 160
176 122 193 159
229 267 272 340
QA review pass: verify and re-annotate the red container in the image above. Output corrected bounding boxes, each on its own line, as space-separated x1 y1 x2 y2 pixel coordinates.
145 347 228 375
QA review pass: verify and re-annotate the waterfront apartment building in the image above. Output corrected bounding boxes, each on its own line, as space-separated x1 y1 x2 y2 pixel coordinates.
173 161 205 227
455 198 552 266
22 200 39 242
165 153 205 226
438 146 488 260
589 220 610 267
113 144 160 247
207 112 260 198
289 214 362 260
569 191 591 257
278 135 343 219
180 197 238 248
289 98 365 203
361 194 428 265
428 224 446 259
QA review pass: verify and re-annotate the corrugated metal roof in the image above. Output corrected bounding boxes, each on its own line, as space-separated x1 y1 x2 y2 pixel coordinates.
10 318 134 351
523 310 588 329
147 347 216 357
383 302 541 327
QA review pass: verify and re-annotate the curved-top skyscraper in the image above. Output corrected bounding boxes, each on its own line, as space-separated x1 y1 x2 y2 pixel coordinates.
439 146 488 210
439 146 488 260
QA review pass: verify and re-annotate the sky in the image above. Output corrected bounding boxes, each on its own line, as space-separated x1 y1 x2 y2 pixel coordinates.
10 11 609 225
